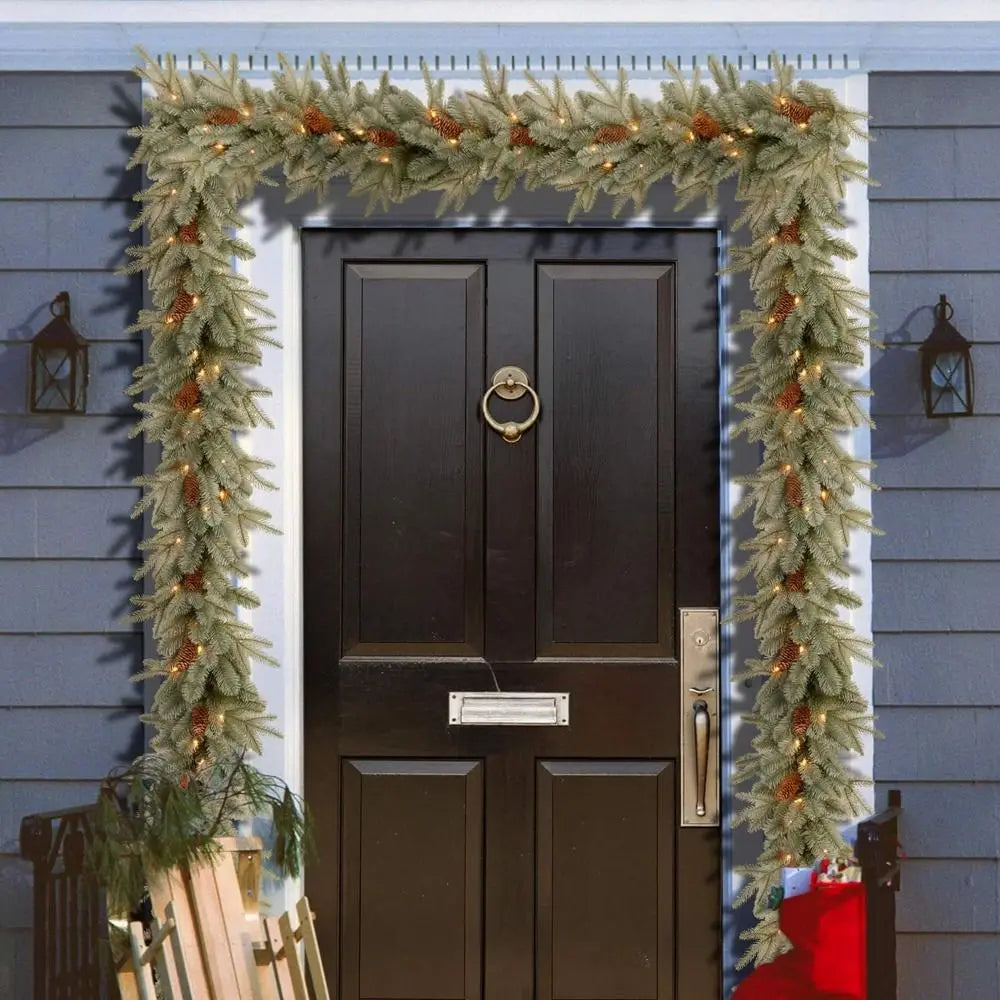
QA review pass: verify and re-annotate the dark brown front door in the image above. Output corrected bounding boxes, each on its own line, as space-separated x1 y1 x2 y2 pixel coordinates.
302 228 720 1000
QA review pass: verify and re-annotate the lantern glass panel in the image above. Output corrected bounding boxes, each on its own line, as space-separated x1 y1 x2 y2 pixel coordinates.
928 350 971 415
33 346 76 410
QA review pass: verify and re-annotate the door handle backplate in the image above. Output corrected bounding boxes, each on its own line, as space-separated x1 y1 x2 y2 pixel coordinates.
680 608 720 826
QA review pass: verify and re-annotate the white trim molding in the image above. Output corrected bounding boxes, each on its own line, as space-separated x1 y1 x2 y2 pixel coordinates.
4 1 999 23
5 18 1000 71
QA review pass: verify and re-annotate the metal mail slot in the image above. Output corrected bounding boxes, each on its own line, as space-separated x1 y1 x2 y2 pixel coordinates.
449 691 570 726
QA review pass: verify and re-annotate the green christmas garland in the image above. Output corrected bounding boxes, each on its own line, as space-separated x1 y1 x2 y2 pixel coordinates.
120 49 875 966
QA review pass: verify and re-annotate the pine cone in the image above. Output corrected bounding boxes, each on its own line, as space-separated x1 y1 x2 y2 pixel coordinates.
778 217 801 244
775 639 801 672
166 290 196 325
366 127 399 148
431 112 464 141
779 97 814 125
784 567 806 593
792 704 812 737
182 569 204 592
174 637 199 672
183 473 200 508
690 111 723 140
775 381 803 411
785 472 804 508
191 705 211 738
178 220 200 244
205 107 241 126
775 771 804 802
594 124 630 144
303 105 335 136
173 380 201 411
769 290 798 326
509 125 536 147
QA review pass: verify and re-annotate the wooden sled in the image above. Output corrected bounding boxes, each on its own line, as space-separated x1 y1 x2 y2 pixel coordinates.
113 837 329 1000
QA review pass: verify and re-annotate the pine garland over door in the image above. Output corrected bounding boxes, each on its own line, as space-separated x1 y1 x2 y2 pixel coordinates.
121 49 875 967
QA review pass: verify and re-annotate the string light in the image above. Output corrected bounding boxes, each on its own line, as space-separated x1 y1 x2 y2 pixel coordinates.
628 119 640 132
196 644 204 654
820 489 829 501
818 712 827 725
181 464 190 474
241 105 252 118
217 713 225 723
742 126 754 135
218 489 228 501
783 463 793 473
175 536 183 545
171 584 180 594
378 153 391 164
602 161 614 171
213 143 226 153
588 144 598 152
167 236 175 245
794 797 805 808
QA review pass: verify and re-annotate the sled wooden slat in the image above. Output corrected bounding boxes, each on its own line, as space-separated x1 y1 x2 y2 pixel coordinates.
262 916 297 999
296 898 331 1000
148 865 212 998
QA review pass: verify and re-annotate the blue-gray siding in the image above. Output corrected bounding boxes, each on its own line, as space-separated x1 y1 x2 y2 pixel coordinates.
0 71 143 998
870 71 1000 1000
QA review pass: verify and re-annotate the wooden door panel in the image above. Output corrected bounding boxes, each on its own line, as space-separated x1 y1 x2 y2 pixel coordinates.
342 262 485 656
536 264 675 655
340 759 484 1000
536 761 676 1000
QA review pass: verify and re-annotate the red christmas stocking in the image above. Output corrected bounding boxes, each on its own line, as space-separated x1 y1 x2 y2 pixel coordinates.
734 883 866 1000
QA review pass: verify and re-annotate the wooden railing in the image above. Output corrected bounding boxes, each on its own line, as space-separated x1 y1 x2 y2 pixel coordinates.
18 804 114 1000
856 788 903 1000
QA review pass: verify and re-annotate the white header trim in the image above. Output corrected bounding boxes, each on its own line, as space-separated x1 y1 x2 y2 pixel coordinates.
4 1 999 23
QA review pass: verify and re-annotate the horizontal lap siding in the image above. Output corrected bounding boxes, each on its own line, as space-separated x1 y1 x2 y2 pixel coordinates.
870 72 1000 999
0 71 143 993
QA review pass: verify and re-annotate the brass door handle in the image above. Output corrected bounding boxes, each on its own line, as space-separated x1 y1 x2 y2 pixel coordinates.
482 366 541 443
692 700 710 817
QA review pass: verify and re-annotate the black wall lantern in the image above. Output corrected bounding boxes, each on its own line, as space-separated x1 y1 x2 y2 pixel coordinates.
920 294 974 418
29 292 89 414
